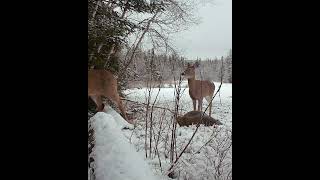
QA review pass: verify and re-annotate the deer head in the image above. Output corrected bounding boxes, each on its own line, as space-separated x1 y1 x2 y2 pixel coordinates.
181 62 200 79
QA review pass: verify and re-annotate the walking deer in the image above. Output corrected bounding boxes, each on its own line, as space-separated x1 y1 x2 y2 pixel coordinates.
88 69 130 122
181 62 215 116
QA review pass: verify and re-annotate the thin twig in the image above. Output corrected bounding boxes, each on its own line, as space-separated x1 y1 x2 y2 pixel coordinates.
122 10 160 71
167 70 224 175
121 98 188 114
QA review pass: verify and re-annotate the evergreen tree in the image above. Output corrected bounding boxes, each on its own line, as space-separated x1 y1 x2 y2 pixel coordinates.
88 0 165 72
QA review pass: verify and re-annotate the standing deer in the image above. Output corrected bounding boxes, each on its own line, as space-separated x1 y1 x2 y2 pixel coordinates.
181 62 215 116
88 69 130 122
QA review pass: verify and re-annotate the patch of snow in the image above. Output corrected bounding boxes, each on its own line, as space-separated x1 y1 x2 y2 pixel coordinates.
103 104 134 130
89 112 161 180
123 83 232 180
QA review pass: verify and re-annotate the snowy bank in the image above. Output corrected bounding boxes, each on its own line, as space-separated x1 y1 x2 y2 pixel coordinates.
89 111 160 180
103 105 134 130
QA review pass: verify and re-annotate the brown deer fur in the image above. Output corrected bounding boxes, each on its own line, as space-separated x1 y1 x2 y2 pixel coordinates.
176 111 222 127
88 69 130 122
181 63 215 116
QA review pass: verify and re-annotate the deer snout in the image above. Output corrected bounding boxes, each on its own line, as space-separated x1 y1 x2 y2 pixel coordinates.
181 72 185 76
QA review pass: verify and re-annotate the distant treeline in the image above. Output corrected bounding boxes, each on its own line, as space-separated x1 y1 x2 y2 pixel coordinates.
124 49 232 83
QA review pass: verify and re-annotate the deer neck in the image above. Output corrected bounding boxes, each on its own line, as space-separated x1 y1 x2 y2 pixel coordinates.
187 75 196 91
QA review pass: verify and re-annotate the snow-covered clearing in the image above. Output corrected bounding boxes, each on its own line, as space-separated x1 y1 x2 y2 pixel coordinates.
123 81 232 180
125 81 232 129
89 81 232 180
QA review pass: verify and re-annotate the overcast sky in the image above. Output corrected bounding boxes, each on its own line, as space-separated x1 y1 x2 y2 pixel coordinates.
173 0 232 60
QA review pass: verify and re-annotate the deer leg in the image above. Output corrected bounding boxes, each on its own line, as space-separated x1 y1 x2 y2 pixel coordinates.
205 96 213 117
90 95 104 112
192 99 196 111
209 103 212 117
198 98 203 112
117 98 129 122
110 94 129 122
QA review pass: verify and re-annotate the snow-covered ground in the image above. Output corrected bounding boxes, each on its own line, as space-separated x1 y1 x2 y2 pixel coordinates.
89 81 232 180
89 111 161 180
126 81 232 127
123 81 232 180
